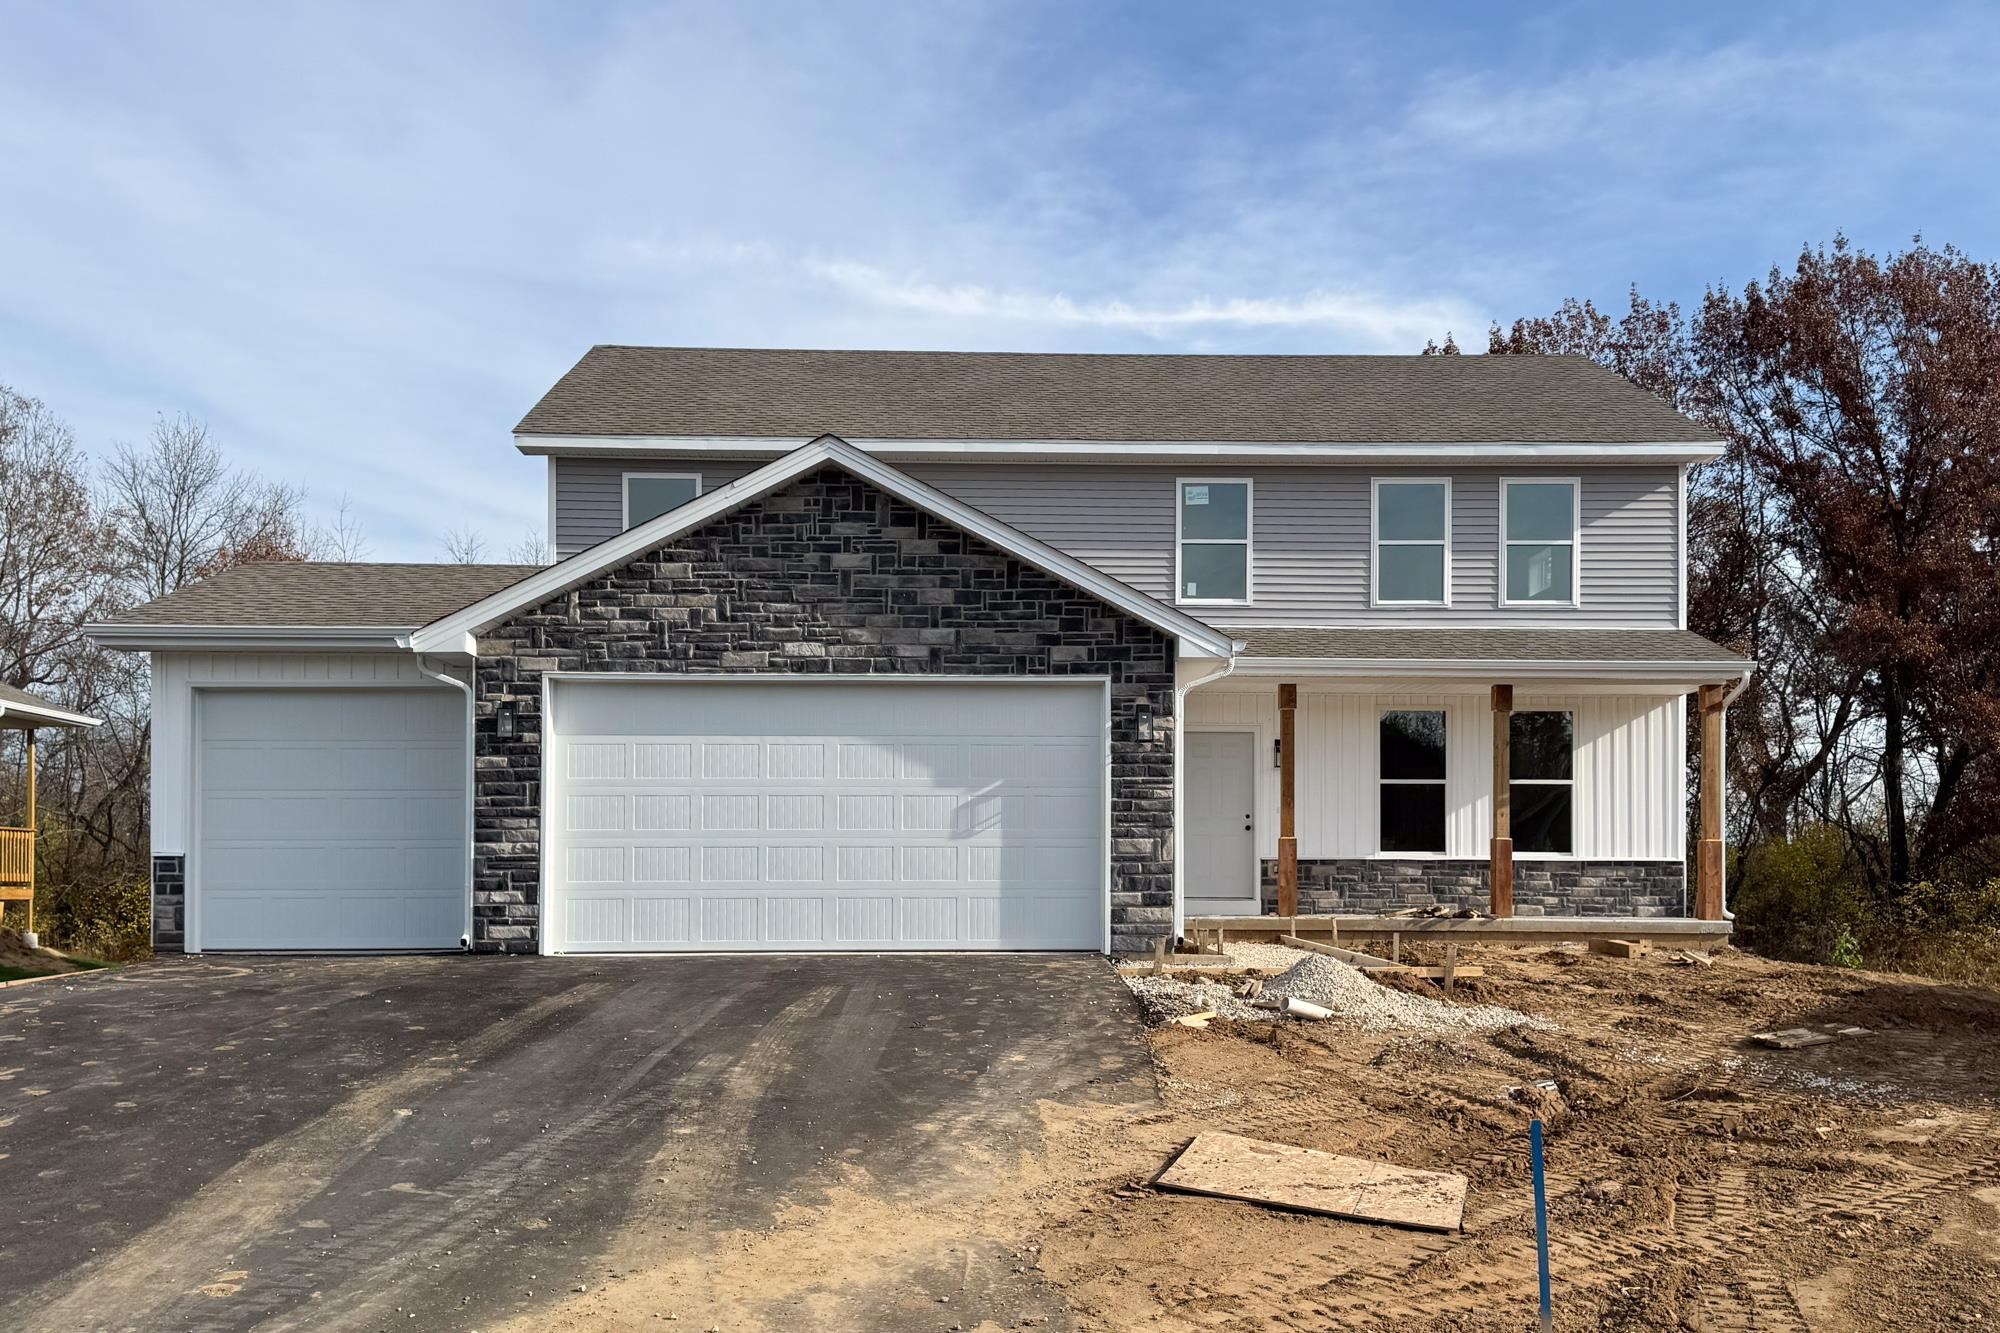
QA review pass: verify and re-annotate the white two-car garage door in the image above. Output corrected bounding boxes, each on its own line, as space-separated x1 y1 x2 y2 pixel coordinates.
196 689 466 950
548 680 1107 952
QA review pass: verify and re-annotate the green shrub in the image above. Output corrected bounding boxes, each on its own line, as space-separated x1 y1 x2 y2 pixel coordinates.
1730 824 1871 965
32 875 152 961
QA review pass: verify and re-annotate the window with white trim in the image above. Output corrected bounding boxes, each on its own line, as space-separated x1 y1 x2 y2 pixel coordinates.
1177 479 1251 603
1380 709 1447 854
1502 479 1579 604
624 473 702 529
1509 710 1573 855
1373 479 1449 605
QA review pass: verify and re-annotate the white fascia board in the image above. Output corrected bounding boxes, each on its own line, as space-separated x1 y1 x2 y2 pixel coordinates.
0 699 103 729
85 623 416 652
1230 657 1753 684
514 433 1729 466
418 435 1236 659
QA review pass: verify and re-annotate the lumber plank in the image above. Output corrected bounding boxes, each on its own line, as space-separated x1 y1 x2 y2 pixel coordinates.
1589 938 1651 959
1278 934 1397 969
1157 1131 1466 1232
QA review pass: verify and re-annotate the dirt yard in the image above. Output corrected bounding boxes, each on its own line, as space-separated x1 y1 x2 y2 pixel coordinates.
507 945 2000 1332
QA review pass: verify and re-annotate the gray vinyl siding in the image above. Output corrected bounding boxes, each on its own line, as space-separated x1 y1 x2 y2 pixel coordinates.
551 458 1681 626
553 457 765 557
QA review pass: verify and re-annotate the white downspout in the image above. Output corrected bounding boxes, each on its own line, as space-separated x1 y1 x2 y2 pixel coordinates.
1171 645 1242 944
1717 667 1754 921
414 652 477 951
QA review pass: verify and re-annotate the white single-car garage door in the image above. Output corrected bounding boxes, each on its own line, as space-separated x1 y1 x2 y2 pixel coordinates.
548 680 1106 952
196 689 466 950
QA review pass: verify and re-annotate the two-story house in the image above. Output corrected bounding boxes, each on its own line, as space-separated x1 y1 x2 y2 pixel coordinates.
91 347 1751 956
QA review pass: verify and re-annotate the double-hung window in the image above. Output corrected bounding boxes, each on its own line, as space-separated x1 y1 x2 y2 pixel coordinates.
1380 709 1447 854
1177 479 1251 603
624 472 702 529
1373 479 1450 605
1502 478 1579 605
1509 710 1574 855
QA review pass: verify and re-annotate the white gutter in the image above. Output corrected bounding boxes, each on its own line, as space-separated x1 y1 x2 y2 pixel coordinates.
87 624 416 652
516 433 1728 466
415 655 478 951
1229 656 1749 681
1170 648 1244 943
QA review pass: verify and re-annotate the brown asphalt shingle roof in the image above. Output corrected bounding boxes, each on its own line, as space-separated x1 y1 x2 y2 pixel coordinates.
104 563 544 627
1235 627 1749 666
515 346 1717 444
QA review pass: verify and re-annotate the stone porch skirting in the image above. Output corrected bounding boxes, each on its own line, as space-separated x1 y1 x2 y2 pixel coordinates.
1259 857 1686 918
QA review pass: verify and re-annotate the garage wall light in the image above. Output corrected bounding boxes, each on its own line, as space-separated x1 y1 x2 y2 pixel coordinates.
495 701 518 739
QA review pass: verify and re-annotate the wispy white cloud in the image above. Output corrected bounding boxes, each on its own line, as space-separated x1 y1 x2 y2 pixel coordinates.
802 259 1480 347
0 2 1993 558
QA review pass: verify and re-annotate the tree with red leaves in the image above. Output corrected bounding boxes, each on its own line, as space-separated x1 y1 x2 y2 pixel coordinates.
1480 236 2000 891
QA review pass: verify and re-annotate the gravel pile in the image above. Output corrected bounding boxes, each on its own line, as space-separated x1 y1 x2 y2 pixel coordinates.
1124 975 1265 1024
1260 954 1550 1034
1122 944 1550 1035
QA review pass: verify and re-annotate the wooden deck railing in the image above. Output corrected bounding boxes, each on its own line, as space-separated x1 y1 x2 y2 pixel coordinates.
0 826 32 894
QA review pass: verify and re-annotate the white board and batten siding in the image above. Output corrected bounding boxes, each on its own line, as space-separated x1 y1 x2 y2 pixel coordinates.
545 678 1109 953
153 653 471 952
551 460 1682 626
1186 687 1686 861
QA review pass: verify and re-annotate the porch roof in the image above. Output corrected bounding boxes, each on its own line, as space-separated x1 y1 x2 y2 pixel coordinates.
0 682 100 730
1230 626 1749 678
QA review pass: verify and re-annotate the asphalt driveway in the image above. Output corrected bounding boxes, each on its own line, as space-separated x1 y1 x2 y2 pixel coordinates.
0 953 1149 1332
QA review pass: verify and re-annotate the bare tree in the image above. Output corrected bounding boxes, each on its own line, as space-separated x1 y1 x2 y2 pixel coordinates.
504 529 549 565
441 526 488 564
101 413 311 600
306 493 371 561
0 387 120 690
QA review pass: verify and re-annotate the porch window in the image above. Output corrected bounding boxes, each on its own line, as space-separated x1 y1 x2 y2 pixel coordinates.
1502 479 1579 605
1380 709 1447 854
1509 710 1573 854
1373 479 1449 605
1177 479 1251 603
624 473 702 529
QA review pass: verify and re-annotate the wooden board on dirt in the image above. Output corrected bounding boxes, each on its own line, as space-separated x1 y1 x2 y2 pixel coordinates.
1155 1131 1466 1232
1589 938 1651 959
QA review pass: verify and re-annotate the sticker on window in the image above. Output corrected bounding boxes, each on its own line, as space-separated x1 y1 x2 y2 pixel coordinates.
1184 581 1198 596
1185 485 1209 505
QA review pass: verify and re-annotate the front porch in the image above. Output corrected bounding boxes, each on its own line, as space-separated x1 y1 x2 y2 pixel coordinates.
0 683 104 943
1175 628 1753 938
1183 912 1736 952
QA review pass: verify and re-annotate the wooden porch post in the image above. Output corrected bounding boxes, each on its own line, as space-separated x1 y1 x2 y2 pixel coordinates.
1489 685 1513 917
1277 683 1298 918
1696 683 1726 920
21 729 34 937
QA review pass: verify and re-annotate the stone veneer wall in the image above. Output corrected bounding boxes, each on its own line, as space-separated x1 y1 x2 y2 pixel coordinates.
151 854 186 951
473 467 1178 954
1259 857 1686 918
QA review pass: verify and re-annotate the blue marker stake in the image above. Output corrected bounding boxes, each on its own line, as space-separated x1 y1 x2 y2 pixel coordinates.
1531 1118 1553 1333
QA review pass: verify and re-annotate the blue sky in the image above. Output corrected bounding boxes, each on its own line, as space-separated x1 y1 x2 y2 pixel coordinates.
3 1 1996 559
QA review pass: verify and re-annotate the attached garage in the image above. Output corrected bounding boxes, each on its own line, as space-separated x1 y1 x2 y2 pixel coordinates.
545 679 1107 953
194 688 467 950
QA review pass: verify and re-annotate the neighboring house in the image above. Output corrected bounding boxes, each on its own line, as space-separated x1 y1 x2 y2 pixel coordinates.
89 347 1751 956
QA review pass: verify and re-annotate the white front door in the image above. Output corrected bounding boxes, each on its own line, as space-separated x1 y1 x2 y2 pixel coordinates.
1186 730 1258 914
546 679 1107 952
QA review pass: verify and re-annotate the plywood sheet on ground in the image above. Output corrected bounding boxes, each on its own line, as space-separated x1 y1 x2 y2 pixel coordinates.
1156 1131 1466 1231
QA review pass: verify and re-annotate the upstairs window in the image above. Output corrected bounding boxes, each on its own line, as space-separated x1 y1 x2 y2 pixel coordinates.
624 473 702 529
1509 710 1574 855
1373 479 1450 605
1380 709 1447 854
1502 479 1579 605
1177 479 1251 603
